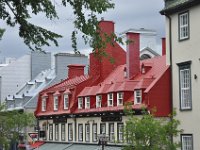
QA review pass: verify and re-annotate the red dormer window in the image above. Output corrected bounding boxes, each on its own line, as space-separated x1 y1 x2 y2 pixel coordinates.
107 93 113 106
64 94 69 110
78 97 83 109
85 97 90 109
134 90 142 104
53 96 58 111
41 97 46 112
96 95 102 108
117 92 123 106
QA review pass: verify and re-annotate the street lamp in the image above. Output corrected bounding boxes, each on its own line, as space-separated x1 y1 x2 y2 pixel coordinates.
98 133 109 150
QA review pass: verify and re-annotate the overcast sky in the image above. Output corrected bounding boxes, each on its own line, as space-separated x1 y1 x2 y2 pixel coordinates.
0 0 165 61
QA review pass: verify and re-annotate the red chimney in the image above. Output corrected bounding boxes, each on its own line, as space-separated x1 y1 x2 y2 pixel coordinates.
162 37 166 56
67 64 85 79
126 32 140 79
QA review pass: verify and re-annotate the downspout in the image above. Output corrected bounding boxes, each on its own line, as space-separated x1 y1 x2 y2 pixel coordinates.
166 14 174 145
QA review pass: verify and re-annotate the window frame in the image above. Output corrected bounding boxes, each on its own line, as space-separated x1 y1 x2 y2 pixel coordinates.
78 124 83 142
117 123 124 143
78 97 83 109
117 92 123 106
63 94 69 110
53 96 59 111
181 134 193 150
134 90 142 104
107 93 113 106
41 97 46 112
68 123 73 141
96 95 102 108
178 11 190 41
100 123 106 134
55 124 59 141
109 123 115 143
92 123 97 142
61 124 65 141
85 123 90 142
85 97 90 109
49 124 53 141
177 61 192 111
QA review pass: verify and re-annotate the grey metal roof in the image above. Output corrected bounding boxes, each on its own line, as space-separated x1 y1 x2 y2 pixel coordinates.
36 143 122 150
160 0 200 15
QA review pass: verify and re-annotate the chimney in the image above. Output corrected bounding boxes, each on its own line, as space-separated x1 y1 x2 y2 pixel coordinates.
162 37 166 56
126 32 140 79
67 64 85 79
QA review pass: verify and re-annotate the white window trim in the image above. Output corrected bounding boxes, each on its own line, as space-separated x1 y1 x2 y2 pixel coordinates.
118 123 124 143
180 68 191 110
64 94 69 110
96 95 102 108
179 12 189 40
107 93 113 106
181 134 193 150
54 96 58 111
85 97 90 109
134 90 142 104
85 124 90 142
55 124 59 141
61 124 65 141
42 97 46 111
78 97 83 109
109 123 115 142
78 124 83 141
68 124 73 141
117 92 123 106
92 124 97 142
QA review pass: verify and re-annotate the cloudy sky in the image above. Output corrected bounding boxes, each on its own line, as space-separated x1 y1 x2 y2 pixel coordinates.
0 0 165 61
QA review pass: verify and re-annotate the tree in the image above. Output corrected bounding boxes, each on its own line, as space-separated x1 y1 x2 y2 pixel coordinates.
123 108 182 150
0 28 5 40
0 104 35 150
0 0 116 53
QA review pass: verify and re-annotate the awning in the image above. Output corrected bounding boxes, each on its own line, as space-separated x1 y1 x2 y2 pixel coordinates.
35 143 122 150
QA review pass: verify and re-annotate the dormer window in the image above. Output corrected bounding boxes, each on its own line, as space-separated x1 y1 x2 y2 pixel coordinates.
134 90 142 104
64 94 69 110
117 92 123 106
78 97 83 109
54 96 58 111
42 97 46 111
96 95 102 108
107 93 113 106
85 97 90 109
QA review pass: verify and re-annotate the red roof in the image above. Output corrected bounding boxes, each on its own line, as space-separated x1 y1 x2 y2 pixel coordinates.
30 141 45 149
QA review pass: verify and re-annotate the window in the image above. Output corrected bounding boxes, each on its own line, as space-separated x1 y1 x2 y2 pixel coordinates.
41 97 46 111
96 95 102 108
107 93 113 106
64 94 69 109
117 92 123 106
178 61 192 110
78 97 83 109
68 123 73 141
49 124 53 140
54 96 58 111
100 123 106 134
134 90 142 104
181 134 193 150
55 124 59 141
61 124 65 141
85 97 90 109
117 123 124 143
109 123 115 142
78 124 83 141
92 124 97 142
179 11 189 40
85 124 90 142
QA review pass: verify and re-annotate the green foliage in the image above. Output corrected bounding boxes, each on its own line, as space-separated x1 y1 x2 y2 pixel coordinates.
0 104 35 150
123 108 182 150
0 0 119 53
0 28 5 40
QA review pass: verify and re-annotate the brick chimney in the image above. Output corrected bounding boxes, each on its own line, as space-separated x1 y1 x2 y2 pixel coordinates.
162 37 166 56
126 32 140 79
67 64 85 79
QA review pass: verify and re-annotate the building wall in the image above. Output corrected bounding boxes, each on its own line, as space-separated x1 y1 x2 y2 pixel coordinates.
0 55 31 103
31 51 51 80
54 53 88 83
168 5 200 150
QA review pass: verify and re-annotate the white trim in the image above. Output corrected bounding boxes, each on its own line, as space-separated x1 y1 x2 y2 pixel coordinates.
96 95 102 108
134 90 142 104
117 92 123 106
78 97 83 109
85 97 90 109
107 93 113 106
53 96 58 111
41 97 46 111
64 94 69 110
179 12 189 40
